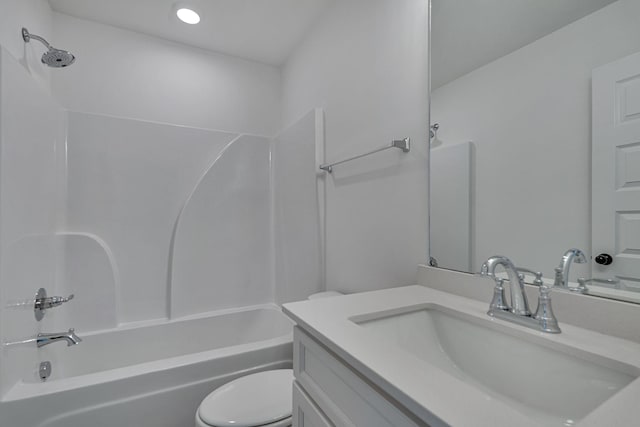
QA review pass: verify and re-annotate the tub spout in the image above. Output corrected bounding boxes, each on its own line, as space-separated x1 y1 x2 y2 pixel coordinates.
37 328 82 348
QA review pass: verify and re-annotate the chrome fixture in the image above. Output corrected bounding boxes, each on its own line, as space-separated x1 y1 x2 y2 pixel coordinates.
39 361 52 382
481 256 530 316
553 248 587 292
36 328 82 348
531 284 560 334
577 277 621 293
34 288 74 321
481 256 560 333
430 123 439 139
319 138 410 173
516 267 544 287
22 27 76 68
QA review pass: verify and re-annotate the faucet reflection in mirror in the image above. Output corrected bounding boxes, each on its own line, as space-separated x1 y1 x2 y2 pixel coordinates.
553 248 587 293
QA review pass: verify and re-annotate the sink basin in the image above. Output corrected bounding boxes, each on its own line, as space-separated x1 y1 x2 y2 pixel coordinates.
353 304 638 426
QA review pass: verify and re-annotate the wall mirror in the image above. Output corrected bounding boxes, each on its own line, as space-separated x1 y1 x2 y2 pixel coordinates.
429 0 640 304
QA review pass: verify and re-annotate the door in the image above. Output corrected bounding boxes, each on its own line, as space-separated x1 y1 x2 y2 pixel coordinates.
592 51 640 295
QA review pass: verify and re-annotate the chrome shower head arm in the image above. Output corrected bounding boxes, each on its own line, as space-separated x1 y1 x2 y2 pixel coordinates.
22 27 75 68
22 28 52 50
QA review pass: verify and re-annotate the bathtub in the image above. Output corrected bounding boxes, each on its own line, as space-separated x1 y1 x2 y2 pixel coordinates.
0 304 294 427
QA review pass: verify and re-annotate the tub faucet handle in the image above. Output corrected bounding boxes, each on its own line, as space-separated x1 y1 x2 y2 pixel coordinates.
48 293 74 307
34 288 75 321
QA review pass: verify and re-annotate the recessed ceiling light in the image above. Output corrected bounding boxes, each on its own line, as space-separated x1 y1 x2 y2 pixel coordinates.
176 8 200 25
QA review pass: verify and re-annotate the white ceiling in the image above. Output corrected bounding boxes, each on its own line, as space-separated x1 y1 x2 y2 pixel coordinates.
48 0 335 66
432 0 618 89
48 1 618 82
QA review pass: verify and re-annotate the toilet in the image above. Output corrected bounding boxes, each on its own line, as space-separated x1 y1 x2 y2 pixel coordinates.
196 369 294 427
195 291 343 427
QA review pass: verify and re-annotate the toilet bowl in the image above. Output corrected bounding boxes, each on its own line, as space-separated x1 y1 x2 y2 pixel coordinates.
196 291 343 427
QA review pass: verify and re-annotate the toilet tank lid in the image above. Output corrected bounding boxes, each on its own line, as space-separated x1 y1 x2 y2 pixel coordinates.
198 369 293 427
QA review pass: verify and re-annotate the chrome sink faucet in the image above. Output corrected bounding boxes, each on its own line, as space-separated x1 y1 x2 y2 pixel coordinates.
37 328 82 348
481 256 561 334
553 248 587 291
481 256 530 316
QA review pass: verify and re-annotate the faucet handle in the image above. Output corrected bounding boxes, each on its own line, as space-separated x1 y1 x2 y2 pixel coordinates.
533 284 561 333
480 262 489 276
34 288 75 321
553 266 569 289
516 267 544 287
50 294 74 306
488 278 510 313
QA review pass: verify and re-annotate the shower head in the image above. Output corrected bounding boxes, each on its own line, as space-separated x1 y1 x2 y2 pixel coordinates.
22 27 75 68
40 48 76 68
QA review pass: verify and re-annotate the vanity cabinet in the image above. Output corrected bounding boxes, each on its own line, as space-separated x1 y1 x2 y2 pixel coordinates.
293 381 334 427
293 327 427 427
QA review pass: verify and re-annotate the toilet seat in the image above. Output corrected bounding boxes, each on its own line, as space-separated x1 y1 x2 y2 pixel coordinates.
196 369 293 427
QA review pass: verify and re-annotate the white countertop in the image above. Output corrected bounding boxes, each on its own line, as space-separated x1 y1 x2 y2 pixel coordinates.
283 285 640 427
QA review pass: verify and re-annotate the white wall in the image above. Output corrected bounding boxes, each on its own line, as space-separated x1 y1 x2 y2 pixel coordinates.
282 0 430 294
0 0 53 89
431 0 640 278
51 12 282 136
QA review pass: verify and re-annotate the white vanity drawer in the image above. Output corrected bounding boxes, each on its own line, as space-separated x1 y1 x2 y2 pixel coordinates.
293 380 334 427
294 327 425 427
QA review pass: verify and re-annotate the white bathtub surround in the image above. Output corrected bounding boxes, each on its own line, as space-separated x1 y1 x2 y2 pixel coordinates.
62 108 324 324
417 265 640 344
1 305 293 427
65 111 246 323
0 47 65 398
48 232 118 332
272 109 325 305
284 285 640 427
171 135 272 318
